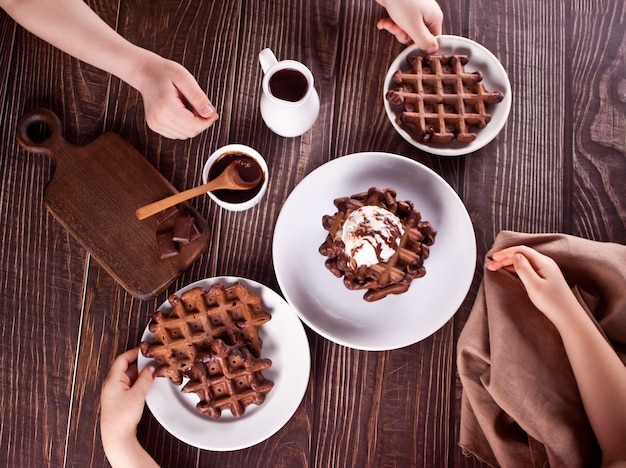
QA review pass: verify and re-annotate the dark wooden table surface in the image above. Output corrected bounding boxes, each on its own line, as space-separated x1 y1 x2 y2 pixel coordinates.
1 0 625 466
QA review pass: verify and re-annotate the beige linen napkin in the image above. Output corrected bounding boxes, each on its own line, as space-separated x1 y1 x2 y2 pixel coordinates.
457 231 626 468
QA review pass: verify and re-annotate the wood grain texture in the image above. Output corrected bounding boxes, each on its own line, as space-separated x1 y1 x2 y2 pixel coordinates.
570 0 626 242
0 0 624 467
0 10 90 468
15 108 211 299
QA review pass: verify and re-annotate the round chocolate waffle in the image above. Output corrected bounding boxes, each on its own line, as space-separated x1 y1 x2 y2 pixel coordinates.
182 339 274 418
319 187 436 302
140 282 271 387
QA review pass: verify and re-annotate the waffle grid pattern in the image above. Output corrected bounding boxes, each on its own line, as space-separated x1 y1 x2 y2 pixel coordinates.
386 54 504 143
140 282 273 417
182 339 274 418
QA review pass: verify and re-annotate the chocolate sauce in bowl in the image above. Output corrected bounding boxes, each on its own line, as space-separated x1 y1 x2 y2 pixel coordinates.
208 152 264 204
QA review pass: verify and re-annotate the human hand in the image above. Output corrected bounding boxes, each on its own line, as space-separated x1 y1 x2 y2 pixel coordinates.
375 0 443 53
134 54 219 139
487 245 581 326
100 347 155 449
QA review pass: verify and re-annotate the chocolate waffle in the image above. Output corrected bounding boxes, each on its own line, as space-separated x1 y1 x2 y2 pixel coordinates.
203 282 270 358
386 54 504 143
140 282 271 385
181 339 274 418
319 187 436 301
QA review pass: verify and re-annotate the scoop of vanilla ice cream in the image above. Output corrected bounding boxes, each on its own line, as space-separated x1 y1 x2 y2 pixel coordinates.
341 205 405 267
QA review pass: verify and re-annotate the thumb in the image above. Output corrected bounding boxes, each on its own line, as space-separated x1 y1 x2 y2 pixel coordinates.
408 21 439 54
512 253 541 289
173 72 216 118
131 365 156 399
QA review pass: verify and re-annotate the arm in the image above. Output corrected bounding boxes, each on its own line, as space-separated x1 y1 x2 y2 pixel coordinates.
1 0 218 139
100 347 159 468
375 0 443 53
488 246 626 467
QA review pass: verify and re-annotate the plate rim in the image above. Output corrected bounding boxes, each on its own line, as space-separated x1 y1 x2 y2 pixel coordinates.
137 275 311 451
272 152 476 350
383 34 512 156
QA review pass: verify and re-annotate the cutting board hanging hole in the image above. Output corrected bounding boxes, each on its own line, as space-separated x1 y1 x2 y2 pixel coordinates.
17 108 64 156
26 120 51 144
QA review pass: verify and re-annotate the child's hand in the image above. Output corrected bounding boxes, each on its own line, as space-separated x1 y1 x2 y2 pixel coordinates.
487 246 580 326
134 55 219 139
100 347 155 447
375 0 443 54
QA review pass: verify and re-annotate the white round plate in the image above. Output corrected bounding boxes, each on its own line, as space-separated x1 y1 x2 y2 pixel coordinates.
383 35 512 156
138 276 310 451
272 152 476 351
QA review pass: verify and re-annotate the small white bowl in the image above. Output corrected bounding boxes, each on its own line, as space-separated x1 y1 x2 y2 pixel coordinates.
202 144 268 211
383 35 512 156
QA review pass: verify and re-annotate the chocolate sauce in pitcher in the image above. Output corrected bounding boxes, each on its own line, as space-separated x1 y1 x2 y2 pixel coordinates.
269 68 308 102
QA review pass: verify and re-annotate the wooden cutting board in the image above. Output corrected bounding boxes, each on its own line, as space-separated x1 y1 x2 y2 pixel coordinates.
16 108 210 300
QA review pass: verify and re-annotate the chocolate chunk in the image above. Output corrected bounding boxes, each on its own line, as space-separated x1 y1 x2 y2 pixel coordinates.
189 220 201 242
153 206 179 225
156 231 178 259
172 215 195 244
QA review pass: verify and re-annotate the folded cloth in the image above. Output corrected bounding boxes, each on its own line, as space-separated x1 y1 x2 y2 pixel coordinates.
457 231 626 468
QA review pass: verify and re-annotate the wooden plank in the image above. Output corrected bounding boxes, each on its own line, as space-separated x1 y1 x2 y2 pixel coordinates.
461 0 569 249
0 11 90 468
450 0 571 463
195 0 341 465
452 0 626 466
66 0 246 466
213 0 344 291
367 2 477 461
569 0 626 242
0 10 15 109
320 1 456 466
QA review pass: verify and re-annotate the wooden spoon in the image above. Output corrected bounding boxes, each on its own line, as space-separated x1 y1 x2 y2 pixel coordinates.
135 160 263 220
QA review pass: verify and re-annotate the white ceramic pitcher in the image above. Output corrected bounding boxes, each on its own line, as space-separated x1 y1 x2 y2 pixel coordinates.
258 48 320 138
